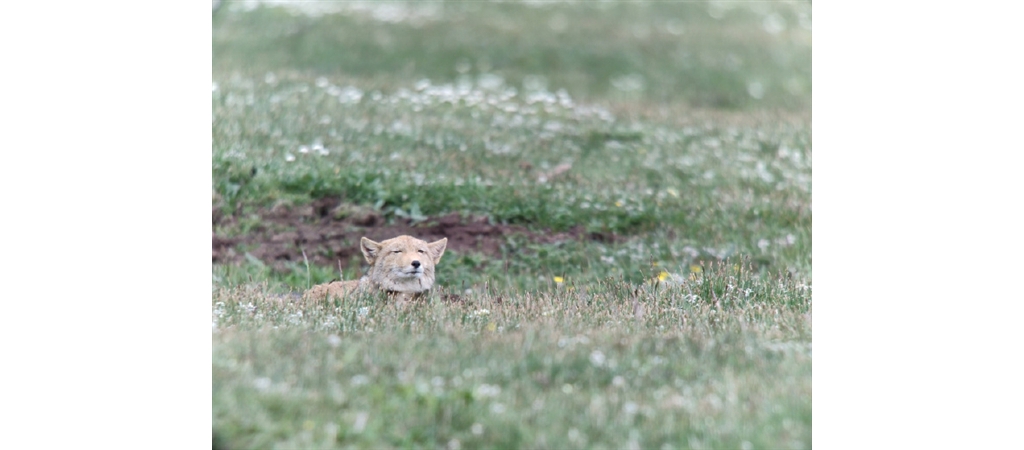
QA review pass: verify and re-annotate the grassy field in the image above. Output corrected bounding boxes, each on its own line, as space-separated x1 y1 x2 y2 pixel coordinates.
213 1 811 448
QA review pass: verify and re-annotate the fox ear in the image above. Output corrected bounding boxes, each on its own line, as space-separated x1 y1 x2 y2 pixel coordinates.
427 238 447 264
360 237 382 264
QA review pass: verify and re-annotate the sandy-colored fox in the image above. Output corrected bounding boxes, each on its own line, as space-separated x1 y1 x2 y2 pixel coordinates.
304 235 448 303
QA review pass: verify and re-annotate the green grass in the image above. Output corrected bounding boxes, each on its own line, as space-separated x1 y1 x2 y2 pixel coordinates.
211 66 811 286
214 2 810 109
214 2 811 448
214 263 811 449
214 226 811 296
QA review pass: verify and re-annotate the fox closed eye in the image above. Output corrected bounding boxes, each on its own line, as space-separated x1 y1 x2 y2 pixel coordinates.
306 235 447 301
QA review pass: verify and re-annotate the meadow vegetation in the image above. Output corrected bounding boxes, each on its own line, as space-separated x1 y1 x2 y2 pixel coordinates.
213 2 811 448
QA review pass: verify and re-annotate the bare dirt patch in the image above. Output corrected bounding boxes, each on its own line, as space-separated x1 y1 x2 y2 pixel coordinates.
213 197 617 272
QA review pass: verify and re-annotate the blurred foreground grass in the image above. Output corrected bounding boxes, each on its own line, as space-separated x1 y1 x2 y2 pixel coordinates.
214 263 810 449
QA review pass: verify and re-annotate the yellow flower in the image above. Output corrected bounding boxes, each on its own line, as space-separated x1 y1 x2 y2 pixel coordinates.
553 276 564 283
658 271 669 281
486 322 497 332
615 201 623 207
689 265 703 273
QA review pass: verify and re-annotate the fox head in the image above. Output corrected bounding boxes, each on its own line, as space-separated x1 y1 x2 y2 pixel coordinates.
361 235 447 294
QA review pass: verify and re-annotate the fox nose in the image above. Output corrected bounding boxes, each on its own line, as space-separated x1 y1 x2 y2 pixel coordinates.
411 260 421 269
